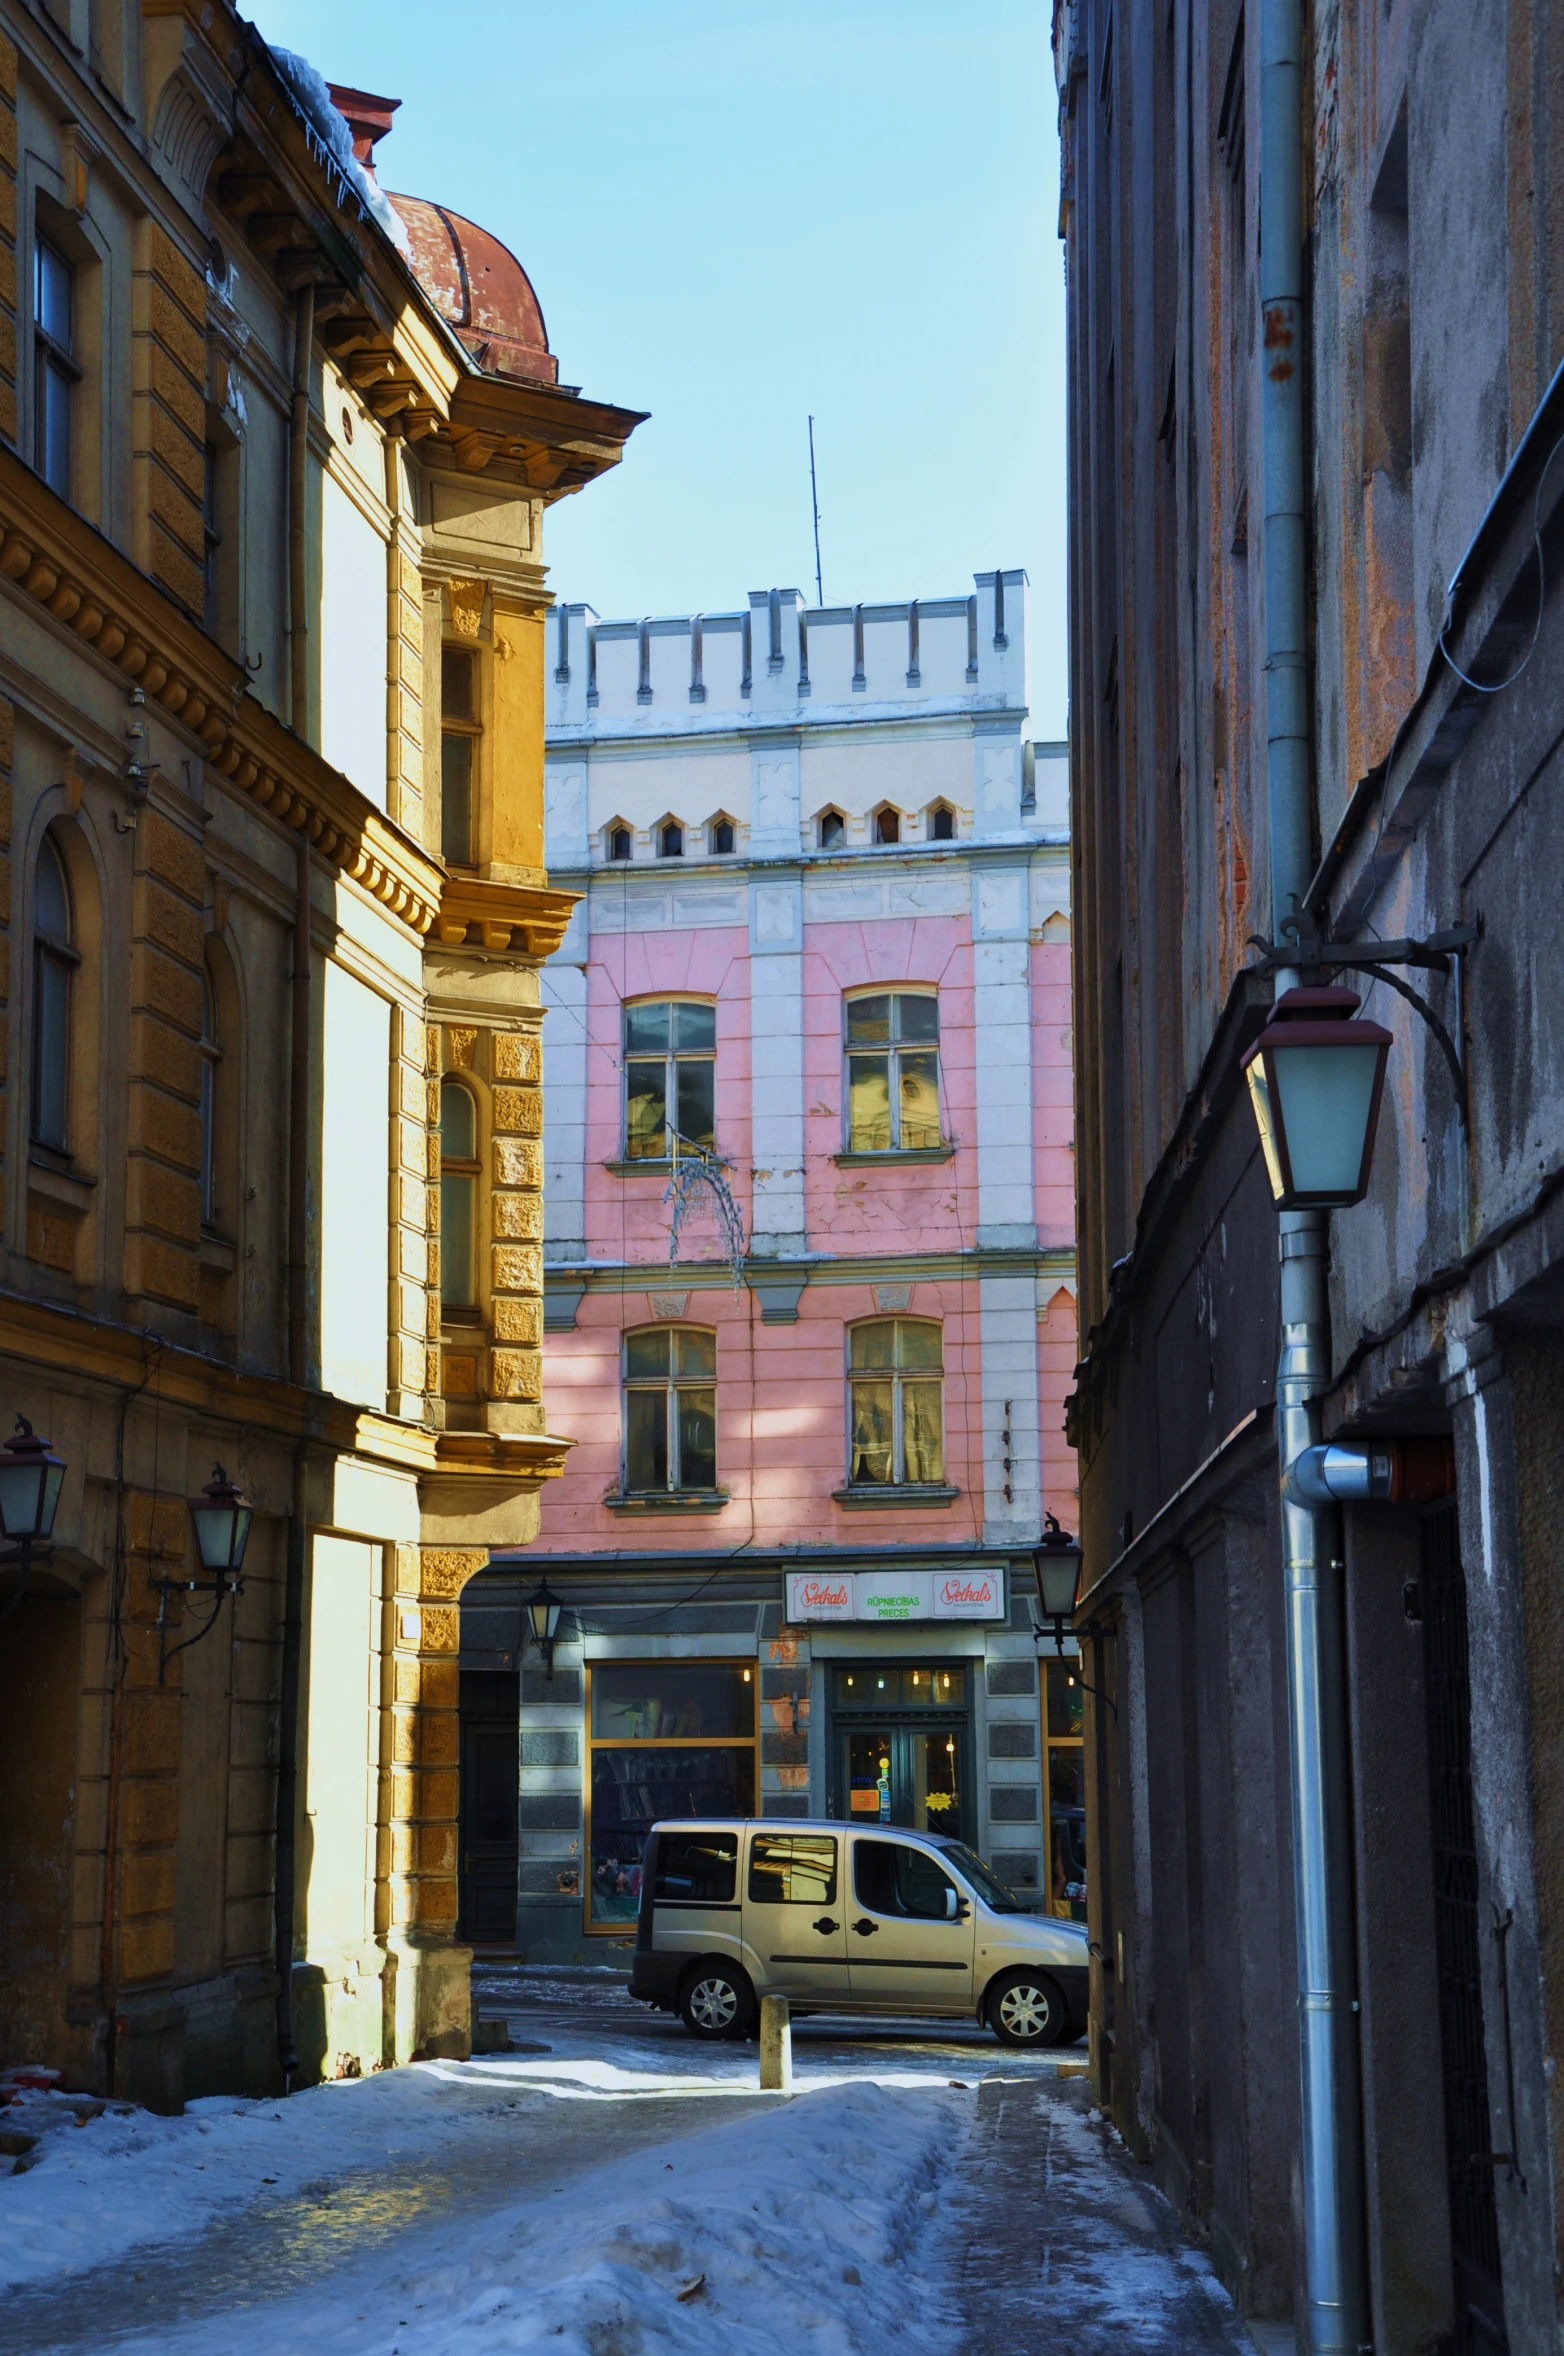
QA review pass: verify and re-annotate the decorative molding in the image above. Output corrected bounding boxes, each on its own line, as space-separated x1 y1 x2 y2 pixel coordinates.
0 450 443 934
433 876 580 961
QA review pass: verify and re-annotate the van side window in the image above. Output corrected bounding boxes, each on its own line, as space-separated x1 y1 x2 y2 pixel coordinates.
748 1834 836 1906
654 1832 738 1904
854 1840 957 1920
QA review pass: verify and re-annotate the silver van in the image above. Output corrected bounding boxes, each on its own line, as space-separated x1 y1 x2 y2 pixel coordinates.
628 1817 1089 2047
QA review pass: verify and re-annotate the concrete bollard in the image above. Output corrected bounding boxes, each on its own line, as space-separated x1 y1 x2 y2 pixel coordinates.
758 1993 793 2091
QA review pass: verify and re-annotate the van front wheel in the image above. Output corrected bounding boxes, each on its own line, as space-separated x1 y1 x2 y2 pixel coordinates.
679 1963 755 2040
985 1969 1069 2048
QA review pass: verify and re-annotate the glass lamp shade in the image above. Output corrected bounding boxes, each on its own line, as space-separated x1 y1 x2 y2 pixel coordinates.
189 1465 253 1576
1242 987 1392 1209
526 1579 563 1648
1033 1527 1083 1622
0 1417 66 1544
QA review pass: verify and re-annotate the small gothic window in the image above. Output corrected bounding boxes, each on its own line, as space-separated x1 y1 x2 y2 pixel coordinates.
659 820 684 858
31 834 75 1152
929 805 955 841
711 817 735 855
874 807 901 845
608 825 632 862
819 810 845 849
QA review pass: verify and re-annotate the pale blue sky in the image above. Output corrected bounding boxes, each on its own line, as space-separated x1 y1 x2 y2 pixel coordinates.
247 1 1067 734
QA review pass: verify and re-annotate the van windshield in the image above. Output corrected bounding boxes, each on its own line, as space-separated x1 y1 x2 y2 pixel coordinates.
936 1840 1040 1914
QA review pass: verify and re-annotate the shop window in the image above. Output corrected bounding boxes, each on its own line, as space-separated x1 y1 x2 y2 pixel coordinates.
846 1317 944 1487
441 646 479 865
622 1325 717 1493
439 1078 480 1309
31 834 76 1153
586 1660 756 1930
1044 1658 1087 1921
623 998 716 1160
34 236 76 501
844 990 942 1153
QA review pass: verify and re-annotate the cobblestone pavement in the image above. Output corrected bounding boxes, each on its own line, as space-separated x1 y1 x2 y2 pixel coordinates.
944 2074 1255 2354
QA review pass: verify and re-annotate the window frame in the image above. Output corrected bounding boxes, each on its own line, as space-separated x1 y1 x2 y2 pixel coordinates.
30 833 78 1156
583 1656 757 1935
621 996 717 1164
845 1315 946 1490
440 643 481 867
620 1322 719 1495
842 988 943 1155
438 1076 481 1314
33 234 78 502
198 968 220 1227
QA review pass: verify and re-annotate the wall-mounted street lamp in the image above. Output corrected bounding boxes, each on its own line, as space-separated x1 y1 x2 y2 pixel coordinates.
1241 985 1393 1209
155 1464 253 1683
1032 1514 1082 1653
0 1416 67 1624
525 1575 563 1678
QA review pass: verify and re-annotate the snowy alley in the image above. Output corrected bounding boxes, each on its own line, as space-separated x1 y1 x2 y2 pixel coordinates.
0 1970 1260 2355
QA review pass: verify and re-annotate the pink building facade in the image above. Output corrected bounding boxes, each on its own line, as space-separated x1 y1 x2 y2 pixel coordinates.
456 576 1081 1962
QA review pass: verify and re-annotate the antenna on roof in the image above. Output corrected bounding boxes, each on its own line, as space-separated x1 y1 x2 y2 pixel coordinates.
808 415 824 607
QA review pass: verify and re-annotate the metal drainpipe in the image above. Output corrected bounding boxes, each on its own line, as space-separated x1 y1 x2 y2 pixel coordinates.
1258 0 1371 2349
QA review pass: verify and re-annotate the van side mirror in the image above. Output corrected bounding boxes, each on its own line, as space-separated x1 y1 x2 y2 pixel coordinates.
945 1888 968 1920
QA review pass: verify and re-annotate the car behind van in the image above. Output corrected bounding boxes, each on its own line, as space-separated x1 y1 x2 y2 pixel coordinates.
628 1817 1089 2046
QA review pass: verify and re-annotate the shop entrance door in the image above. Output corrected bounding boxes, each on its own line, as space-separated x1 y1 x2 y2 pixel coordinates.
458 1671 520 1947
831 1664 970 1845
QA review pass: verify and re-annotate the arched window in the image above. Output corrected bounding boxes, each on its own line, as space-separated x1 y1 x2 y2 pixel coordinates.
873 806 901 845
31 834 75 1152
199 970 220 1225
439 1079 480 1309
710 816 735 855
607 823 632 862
659 819 684 858
928 804 955 841
623 1326 717 1493
819 810 845 850
847 1318 944 1488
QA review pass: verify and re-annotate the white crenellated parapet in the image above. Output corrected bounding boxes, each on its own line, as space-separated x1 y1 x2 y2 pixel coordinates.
545 570 1028 737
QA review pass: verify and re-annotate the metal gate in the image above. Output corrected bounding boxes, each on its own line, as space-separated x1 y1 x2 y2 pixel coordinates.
1421 1500 1508 2355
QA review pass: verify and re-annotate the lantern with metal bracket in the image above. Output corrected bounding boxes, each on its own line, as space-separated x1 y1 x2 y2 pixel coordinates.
526 1575 563 1677
1241 986 1393 1210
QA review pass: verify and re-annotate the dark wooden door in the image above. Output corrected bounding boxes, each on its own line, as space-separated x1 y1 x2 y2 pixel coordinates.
458 1672 519 1947
1422 1501 1508 2355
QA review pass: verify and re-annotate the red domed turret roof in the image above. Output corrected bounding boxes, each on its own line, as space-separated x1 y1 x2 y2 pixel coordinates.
387 194 558 388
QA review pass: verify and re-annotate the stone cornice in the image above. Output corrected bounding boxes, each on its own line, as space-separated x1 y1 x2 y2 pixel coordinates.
434 876 581 962
0 449 443 934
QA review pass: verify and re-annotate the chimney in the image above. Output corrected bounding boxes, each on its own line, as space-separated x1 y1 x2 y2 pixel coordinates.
325 84 401 174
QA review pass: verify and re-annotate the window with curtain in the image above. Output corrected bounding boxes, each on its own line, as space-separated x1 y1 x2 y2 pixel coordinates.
622 1326 717 1492
439 1079 479 1308
199 970 220 1225
34 238 76 501
31 834 75 1152
845 991 942 1153
441 646 479 865
847 1318 944 1487
623 1000 716 1160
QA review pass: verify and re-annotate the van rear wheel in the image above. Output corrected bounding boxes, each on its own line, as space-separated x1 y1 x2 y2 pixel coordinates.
679 1963 755 2040
986 1968 1069 2048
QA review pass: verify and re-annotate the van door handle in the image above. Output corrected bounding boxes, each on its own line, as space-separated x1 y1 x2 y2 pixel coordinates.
812 1917 839 1934
852 1918 878 1936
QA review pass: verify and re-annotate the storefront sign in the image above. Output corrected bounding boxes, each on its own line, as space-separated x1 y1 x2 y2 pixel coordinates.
786 1569 1006 1624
